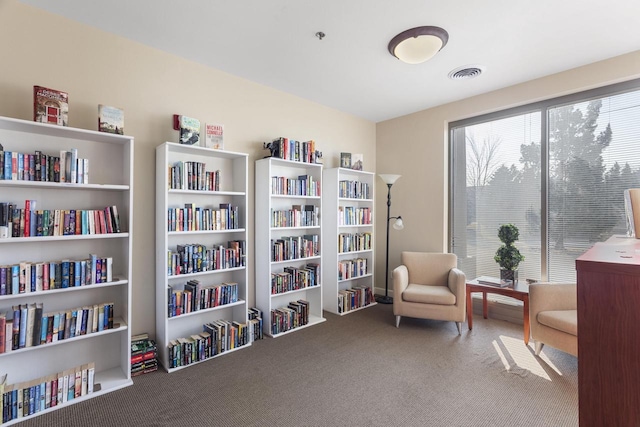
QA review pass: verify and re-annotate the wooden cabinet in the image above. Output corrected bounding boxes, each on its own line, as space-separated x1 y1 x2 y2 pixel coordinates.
576 235 640 426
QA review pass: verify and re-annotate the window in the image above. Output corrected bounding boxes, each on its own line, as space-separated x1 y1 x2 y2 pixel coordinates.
450 80 640 283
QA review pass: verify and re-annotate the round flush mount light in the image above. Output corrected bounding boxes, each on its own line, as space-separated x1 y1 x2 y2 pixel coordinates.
388 26 449 64
448 65 485 80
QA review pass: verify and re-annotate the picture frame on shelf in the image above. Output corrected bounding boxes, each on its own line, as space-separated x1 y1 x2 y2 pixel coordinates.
340 152 351 168
351 154 363 170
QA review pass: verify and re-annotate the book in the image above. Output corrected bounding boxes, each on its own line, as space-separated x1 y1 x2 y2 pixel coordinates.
204 123 224 149
351 153 363 170
98 104 124 135
340 152 351 168
475 276 513 288
33 85 68 126
173 115 200 145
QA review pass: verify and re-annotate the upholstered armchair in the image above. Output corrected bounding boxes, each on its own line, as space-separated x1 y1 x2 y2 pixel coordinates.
392 252 466 334
529 282 577 357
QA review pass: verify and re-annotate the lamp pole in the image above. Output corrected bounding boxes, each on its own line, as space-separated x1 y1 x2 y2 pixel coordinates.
376 174 402 304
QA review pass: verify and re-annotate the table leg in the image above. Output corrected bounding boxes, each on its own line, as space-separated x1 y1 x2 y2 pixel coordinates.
482 292 488 319
466 288 473 330
523 295 530 345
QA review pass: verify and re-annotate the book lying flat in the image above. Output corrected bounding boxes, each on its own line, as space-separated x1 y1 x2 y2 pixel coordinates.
475 276 513 288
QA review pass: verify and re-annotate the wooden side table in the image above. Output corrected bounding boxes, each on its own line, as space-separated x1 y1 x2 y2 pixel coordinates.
466 278 530 344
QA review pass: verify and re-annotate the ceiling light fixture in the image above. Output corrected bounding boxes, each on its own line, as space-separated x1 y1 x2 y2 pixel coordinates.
388 26 449 64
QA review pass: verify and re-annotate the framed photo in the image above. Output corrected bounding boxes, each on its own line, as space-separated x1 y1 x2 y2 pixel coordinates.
340 152 351 168
351 153 363 170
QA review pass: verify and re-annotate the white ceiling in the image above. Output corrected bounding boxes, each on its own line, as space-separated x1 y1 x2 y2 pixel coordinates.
18 0 640 123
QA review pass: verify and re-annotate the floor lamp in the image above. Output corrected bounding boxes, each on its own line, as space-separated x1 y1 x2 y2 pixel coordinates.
376 174 404 304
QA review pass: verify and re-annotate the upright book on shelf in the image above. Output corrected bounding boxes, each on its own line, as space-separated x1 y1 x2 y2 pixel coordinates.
98 104 124 135
33 86 69 127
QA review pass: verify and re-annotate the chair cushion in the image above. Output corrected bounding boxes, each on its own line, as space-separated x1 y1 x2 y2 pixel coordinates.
537 310 578 336
402 283 456 305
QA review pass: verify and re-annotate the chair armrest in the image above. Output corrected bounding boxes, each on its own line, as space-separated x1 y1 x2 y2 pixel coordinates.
393 265 409 297
530 283 577 315
448 268 466 305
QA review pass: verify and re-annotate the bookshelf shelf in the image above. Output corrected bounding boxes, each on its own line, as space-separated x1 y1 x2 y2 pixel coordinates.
167 299 246 321
0 319 127 358
0 279 128 301
323 168 376 315
256 157 326 338
0 115 134 421
156 142 251 371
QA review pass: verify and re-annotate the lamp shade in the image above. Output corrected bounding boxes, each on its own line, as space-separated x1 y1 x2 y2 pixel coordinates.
392 217 404 230
388 26 449 64
379 174 401 185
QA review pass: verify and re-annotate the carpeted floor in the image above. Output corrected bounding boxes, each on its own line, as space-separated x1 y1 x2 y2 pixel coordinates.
20 303 578 427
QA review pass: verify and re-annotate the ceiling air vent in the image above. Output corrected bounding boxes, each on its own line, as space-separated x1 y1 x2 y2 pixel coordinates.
448 65 485 80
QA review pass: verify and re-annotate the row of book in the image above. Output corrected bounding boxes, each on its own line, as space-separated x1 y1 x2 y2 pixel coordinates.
131 333 158 377
167 318 253 369
0 255 114 296
1 362 95 423
168 161 220 192
338 232 372 253
270 174 321 197
271 205 320 228
167 203 239 232
271 264 320 295
338 206 372 226
338 258 369 281
1 149 89 184
0 302 114 354
265 137 319 164
271 234 320 262
338 179 371 200
167 241 246 276
338 286 375 313
0 201 121 238
167 280 239 317
248 307 263 341
270 300 310 335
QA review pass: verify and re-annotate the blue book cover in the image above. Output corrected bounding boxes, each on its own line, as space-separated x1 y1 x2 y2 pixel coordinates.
39 382 45 411
29 209 36 237
69 310 77 337
61 261 70 288
17 153 23 180
30 263 36 292
11 388 18 420
57 312 66 340
52 313 60 341
74 261 81 287
29 385 36 415
11 264 20 295
40 315 48 345
103 304 110 330
3 151 11 180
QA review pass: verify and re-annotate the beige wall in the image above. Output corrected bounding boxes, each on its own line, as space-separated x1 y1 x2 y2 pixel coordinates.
376 50 640 294
0 1 376 336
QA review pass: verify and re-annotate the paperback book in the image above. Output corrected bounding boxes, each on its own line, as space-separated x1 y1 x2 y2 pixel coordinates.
173 115 200 145
204 123 224 150
33 85 69 126
98 104 124 135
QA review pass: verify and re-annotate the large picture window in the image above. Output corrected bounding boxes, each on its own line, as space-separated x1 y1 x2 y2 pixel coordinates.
450 80 640 283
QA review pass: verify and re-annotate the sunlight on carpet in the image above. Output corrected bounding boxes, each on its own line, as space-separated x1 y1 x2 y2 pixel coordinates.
491 335 564 381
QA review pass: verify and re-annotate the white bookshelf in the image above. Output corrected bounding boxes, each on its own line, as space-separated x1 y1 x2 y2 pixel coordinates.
0 116 133 424
155 142 250 372
322 168 376 315
255 157 325 337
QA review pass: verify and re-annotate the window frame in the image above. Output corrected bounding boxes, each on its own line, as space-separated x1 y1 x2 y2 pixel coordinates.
448 77 640 281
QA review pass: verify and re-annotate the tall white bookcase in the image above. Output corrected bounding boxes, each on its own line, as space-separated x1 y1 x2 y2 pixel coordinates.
322 168 376 315
155 142 250 372
255 157 326 337
0 116 133 424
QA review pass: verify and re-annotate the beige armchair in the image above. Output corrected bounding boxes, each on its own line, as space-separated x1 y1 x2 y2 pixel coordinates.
392 252 466 334
529 282 577 357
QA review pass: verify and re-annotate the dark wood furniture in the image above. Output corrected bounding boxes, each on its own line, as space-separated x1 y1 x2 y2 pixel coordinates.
466 278 530 344
576 235 640 426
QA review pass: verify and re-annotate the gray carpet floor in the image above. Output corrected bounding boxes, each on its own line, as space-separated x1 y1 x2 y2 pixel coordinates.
20 303 578 426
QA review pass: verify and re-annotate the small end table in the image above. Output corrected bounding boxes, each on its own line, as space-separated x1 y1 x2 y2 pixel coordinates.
466 278 530 344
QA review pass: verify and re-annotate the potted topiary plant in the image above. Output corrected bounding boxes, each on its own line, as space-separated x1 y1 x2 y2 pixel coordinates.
494 224 525 283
